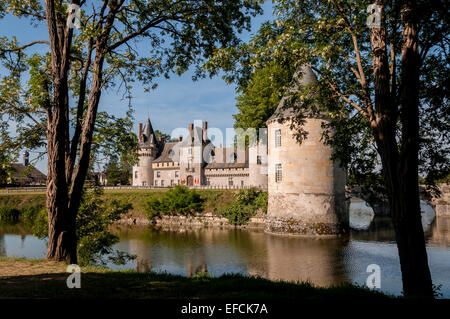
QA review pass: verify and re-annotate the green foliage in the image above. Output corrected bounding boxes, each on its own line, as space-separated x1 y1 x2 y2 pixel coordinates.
219 188 267 226
234 63 294 130
208 0 449 198
31 208 48 239
0 0 262 173
253 191 268 213
144 185 205 219
0 207 20 223
220 203 255 226
154 130 171 143
33 187 135 266
92 109 139 176
104 157 132 186
0 204 42 226
0 150 15 186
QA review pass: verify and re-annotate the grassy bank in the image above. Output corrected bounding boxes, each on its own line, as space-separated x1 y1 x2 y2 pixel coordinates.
0 188 262 222
0 257 389 299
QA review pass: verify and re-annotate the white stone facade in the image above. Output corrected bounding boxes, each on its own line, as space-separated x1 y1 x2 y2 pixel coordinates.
132 120 268 189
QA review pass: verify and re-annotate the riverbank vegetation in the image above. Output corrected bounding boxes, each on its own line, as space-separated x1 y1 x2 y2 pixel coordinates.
0 187 268 226
143 186 205 218
0 257 389 299
218 188 268 225
0 188 268 265
142 186 267 225
0 188 136 266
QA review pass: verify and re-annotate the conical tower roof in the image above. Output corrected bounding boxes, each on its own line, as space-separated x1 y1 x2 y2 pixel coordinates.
267 65 319 123
141 116 157 146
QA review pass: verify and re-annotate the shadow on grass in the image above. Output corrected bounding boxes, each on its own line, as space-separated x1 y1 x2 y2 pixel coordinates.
0 271 391 299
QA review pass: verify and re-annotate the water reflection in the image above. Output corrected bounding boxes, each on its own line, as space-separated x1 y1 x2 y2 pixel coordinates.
0 224 47 259
1 218 449 298
251 235 350 286
429 217 450 247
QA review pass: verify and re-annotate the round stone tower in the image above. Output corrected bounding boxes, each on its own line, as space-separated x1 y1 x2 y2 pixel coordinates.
265 66 348 236
133 117 158 187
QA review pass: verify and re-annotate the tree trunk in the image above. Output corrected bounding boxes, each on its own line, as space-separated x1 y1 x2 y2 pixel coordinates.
45 82 77 264
44 0 77 264
369 0 433 297
389 174 434 297
392 0 433 297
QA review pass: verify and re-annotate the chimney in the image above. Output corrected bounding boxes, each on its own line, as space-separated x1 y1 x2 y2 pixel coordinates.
202 121 208 142
23 151 29 167
138 123 143 142
178 136 183 142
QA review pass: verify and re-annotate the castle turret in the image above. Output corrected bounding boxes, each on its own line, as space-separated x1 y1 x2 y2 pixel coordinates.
133 116 159 186
265 66 348 235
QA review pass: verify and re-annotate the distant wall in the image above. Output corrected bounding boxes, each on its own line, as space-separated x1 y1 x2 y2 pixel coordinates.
432 184 450 217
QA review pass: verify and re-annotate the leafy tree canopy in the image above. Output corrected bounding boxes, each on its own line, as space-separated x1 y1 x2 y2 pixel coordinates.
206 0 449 190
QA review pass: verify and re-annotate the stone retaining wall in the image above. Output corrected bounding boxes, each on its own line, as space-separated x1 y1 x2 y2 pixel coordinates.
432 184 450 217
117 212 266 229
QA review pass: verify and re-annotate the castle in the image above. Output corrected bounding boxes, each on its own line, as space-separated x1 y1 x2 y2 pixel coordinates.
132 118 268 189
133 66 349 235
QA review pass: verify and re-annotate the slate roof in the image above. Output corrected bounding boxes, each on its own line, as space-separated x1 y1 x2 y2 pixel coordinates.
205 148 248 169
10 163 46 184
153 142 178 163
140 116 158 147
267 65 319 123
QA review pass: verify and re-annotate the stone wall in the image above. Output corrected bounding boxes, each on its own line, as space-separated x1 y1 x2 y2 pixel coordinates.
118 212 266 229
266 119 348 235
205 167 249 188
153 164 180 187
432 183 450 217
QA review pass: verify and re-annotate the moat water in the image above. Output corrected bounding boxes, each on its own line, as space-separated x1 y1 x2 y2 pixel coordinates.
1 216 449 298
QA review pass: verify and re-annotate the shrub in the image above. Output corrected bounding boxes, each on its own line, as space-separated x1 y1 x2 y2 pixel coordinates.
32 208 49 238
0 207 20 223
220 203 255 226
32 187 135 266
143 185 205 219
219 188 268 225
254 191 268 214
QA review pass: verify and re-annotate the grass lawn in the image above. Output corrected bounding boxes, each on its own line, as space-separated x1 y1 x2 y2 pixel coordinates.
0 257 390 299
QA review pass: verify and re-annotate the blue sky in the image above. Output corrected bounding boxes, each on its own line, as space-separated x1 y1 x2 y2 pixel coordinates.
1 1 275 174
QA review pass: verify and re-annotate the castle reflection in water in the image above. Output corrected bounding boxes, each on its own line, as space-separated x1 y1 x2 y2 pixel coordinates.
113 216 450 293
1 217 449 297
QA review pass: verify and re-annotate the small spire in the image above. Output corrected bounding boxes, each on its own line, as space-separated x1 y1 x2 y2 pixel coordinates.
142 115 157 145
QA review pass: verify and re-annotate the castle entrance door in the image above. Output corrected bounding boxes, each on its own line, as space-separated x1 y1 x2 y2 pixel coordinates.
187 175 193 187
